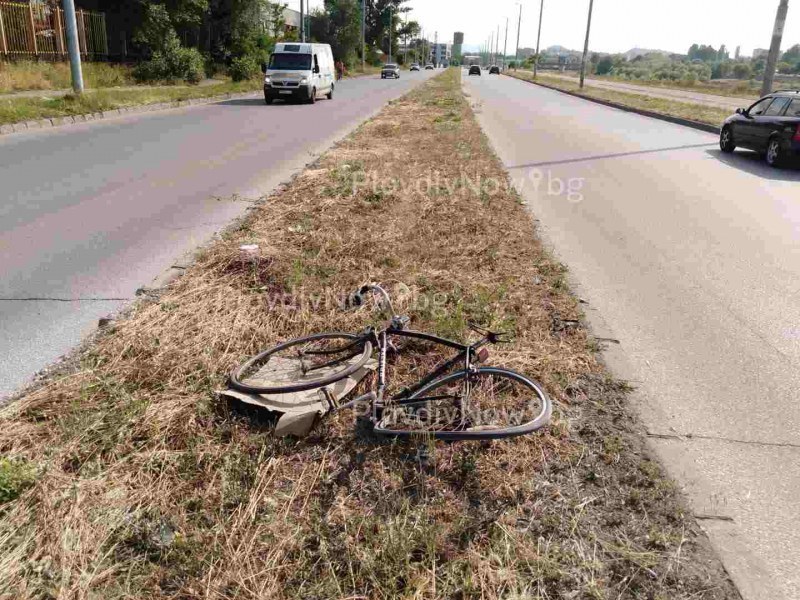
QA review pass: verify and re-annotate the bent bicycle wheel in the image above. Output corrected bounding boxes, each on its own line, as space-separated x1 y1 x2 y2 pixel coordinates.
229 332 373 395
374 367 552 441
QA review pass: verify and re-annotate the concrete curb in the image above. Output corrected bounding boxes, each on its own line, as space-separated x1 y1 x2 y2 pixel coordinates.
0 90 260 137
505 74 721 135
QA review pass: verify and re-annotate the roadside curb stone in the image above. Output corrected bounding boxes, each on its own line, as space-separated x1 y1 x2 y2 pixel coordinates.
0 90 259 138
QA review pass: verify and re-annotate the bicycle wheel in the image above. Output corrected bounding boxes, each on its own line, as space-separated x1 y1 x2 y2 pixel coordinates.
230 332 373 395
374 367 552 441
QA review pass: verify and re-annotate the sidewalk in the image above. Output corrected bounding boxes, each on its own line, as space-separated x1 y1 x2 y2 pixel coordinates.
544 72 754 111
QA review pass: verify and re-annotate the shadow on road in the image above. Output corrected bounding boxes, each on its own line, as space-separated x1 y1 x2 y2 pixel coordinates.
505 143 717 170
216 98 269 106
706 149 800 181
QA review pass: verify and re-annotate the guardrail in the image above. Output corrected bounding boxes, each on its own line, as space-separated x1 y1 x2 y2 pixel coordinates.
0 1 107 60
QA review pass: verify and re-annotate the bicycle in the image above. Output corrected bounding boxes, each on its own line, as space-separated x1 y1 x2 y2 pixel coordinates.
229 284 552 441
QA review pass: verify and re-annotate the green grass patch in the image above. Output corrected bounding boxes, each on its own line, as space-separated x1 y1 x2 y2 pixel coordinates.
0 80 261 126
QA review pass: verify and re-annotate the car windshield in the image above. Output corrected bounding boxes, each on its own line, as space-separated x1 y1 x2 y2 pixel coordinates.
269 53 311 70
384 64 398 69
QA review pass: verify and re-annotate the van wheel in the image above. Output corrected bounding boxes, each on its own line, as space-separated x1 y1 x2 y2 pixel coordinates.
264 94 273 105
326 85 333 100
307 87 316 104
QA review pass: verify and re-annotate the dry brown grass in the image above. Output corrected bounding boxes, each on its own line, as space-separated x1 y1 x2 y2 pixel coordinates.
0 69 738 599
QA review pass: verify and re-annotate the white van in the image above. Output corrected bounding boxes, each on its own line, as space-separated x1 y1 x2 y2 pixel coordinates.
262 43 336 105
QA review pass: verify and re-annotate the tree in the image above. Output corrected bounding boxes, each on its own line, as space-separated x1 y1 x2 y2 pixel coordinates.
782 44 800 63
717 44 728 61
595 55 613 75
309 0 362 66
733 63 753 80
364 0 409 57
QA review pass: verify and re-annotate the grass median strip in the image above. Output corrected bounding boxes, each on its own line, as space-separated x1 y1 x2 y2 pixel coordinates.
0 69 737 599
509 71 730 128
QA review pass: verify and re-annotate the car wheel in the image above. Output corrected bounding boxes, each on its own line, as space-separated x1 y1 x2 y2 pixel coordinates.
719 126 736 153
326 84 334 100
264 94 273 105
308 87 316 104
765 137 785 168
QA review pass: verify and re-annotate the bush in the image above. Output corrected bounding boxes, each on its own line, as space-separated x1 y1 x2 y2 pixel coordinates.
229 55 261 82
134 38 205 84
0 458 36 505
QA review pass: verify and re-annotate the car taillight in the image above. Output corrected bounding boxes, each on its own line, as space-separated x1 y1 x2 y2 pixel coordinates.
794 125 800 142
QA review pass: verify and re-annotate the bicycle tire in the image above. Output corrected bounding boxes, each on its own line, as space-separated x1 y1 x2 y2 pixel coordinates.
374 367 552 441
229 332 373 395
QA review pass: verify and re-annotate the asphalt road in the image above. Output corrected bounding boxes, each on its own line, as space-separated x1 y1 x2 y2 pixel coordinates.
0 70 436 400
464 71 800 600
545 72 754 110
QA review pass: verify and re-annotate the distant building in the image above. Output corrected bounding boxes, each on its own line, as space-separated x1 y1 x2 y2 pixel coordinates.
429 42 452 66
735 45 741 60
753 48 769 60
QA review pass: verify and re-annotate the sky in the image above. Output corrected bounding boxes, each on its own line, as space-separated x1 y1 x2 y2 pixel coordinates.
290 0 800 58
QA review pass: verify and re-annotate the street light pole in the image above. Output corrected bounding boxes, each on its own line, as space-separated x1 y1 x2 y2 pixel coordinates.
503 17 508 71
579 0 594 88
514 3 522 69
534 0 544 77
62 0 84 93
361 0 365 71
762 0 790 95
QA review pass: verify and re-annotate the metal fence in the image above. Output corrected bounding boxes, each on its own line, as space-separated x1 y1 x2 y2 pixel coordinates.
0 1 107 60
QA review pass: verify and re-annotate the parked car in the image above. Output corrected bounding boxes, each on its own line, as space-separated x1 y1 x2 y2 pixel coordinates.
489 65 500 74
425 64 435 70
468 65 481 76
381 63 400 79
410 63 421 71
720 90 800 168
262 42 335 105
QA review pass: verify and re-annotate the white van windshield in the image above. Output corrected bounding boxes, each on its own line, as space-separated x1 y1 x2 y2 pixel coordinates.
269 53 312 70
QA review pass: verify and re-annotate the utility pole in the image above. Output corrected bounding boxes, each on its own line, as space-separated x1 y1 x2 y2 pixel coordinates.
489 31 493 65
762 0 790 95
534 0 544 77
514 3 522 69
503 17 508 70
300 0 305 42
404 12 409 65
388 9 392 63
361 0 365 71
495 24 500 65
579 0 594 88
63 0 84 93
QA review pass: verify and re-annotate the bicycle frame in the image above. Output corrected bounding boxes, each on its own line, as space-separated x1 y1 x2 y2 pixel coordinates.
366 327 489 421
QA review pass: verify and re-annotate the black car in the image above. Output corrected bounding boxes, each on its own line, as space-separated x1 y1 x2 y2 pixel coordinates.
489 65 500 74
468 65 481 76
721 90 800 167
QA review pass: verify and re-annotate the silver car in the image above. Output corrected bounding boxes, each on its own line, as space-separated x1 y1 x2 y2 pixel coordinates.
381 63 400 79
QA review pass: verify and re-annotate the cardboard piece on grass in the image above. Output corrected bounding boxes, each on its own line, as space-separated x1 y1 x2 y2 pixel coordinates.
220 356 377 437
